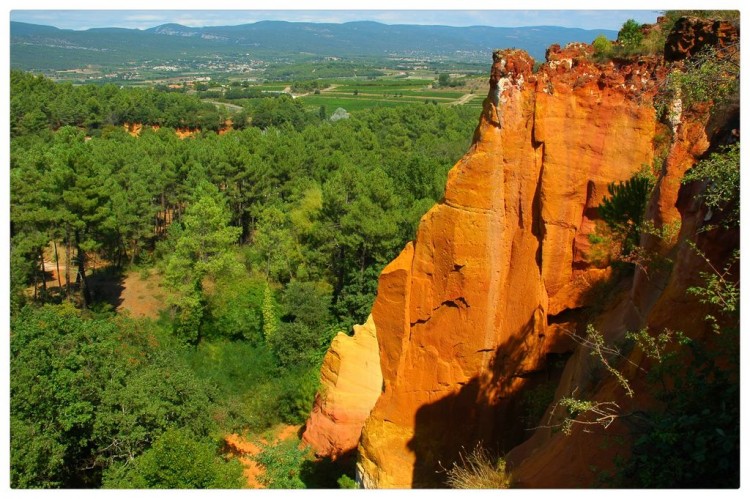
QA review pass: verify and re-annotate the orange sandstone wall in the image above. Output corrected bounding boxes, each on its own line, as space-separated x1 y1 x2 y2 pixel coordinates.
301 316 382 459
302 18 738 489
354 47 658 488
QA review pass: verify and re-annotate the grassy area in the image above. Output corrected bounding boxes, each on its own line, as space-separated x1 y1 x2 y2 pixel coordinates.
291 76 484 112
208 75 488 114
249 83 290 91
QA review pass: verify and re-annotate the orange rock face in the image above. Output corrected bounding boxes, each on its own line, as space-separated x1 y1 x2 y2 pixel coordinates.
352 48 660 488
306 19 737 485
301 315 382 460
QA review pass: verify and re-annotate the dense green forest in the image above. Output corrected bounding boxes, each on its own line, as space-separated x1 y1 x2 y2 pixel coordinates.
9 71 478 488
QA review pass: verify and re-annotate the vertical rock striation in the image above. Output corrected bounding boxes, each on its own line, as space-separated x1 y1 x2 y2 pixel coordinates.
306 17 736 487
354 46 658 488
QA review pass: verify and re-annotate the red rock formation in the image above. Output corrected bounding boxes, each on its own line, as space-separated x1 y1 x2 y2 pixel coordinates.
664 16 739 61
355 47 660 488
301 315 382 460
305 18 738 489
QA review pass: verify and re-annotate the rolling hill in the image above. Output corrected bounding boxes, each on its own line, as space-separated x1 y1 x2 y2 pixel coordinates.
11 20 617 71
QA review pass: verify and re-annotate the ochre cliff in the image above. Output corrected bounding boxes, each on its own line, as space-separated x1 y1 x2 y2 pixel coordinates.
356 44 660 489
304 16 738 489
301 315 382 459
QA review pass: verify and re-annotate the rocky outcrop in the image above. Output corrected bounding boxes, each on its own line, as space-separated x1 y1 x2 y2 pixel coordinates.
664 16 739 61
301 316 382 460
354 47 660 488
304 18 738 489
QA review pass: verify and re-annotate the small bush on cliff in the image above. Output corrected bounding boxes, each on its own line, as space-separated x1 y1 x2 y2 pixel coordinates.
657 45 740 115
618 19 644 52
592 35 613 61
554 249 739 488
616 264 739 488
598 174 654 257
682 143 740 229
445 445 511 489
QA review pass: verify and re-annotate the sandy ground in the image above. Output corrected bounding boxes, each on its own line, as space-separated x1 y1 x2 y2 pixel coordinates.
116 269 165 319
34 244 166 319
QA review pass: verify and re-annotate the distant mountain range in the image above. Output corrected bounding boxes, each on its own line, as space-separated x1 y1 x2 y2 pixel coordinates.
11 20 617 71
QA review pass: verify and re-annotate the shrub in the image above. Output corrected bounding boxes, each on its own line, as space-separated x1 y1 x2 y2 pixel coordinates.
256 439 308 489
682 143 740 229
204 275 265 342
618 19 643 51
592 35 613 61
276 367 320 424
337 474 358 488
102 428 244 489
445 445 511 489
658 45 739 114
598 175 654 256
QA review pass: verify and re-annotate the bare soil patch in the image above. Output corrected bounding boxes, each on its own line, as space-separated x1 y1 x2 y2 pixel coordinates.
224 424 303 488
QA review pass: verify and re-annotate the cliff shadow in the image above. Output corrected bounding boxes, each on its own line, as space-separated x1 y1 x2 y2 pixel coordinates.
300 448 356 488
406 313 571 488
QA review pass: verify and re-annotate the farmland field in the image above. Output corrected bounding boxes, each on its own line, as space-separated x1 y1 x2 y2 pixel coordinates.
230 76 490 115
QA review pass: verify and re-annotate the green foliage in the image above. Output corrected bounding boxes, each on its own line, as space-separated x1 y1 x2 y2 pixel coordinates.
687 248 739 334
10 73 480 489
204 275 266 342
660 45 739 113
555 395 621 436
102 428 245 489
262 283 279 342
165 183 242 290
256 438 358 489
269 280 335 368
598 174 654 256
616 250 740 487
662 10 740 23
164 183 242 343
10 305 224 488
682 144 740 229
276 367 321 424
256 439 308 489
592 34 613 61
250 94 311 131
172 289 205 344
617 19 644 51
10 70 227 136
616 329 738 487
558 249 739 487
93 347 218 467
337 474 358 488
10 304 118 487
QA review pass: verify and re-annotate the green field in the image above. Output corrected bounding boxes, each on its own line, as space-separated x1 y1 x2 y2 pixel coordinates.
213 75 490 114
295 76 486 113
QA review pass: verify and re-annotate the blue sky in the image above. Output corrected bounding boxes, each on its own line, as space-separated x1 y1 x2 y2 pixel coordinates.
8 2 672 31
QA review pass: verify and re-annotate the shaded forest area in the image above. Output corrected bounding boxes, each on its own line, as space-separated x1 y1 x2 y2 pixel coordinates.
9 71 478 488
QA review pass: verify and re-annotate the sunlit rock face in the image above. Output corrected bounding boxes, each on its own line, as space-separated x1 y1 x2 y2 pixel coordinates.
306 16 738 486
355 47 658 488
301 315 382 461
